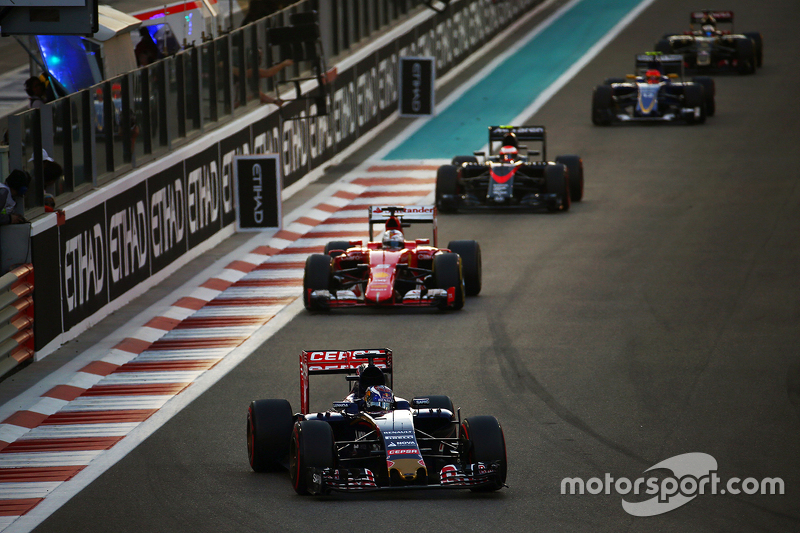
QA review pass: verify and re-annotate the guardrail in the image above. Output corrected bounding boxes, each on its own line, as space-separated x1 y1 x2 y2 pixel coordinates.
0 264 34 379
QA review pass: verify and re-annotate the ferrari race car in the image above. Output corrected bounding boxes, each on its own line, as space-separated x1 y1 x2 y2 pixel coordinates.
303 205 481 311
435 125 584 212
592 53 713 125
246 348 508 494
655 10 763 75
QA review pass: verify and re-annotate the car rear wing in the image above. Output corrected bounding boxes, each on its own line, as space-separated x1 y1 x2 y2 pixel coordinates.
635 53 684 77
300 348 393 414
487 125 547 160
367 205 438 247
690 10 733 26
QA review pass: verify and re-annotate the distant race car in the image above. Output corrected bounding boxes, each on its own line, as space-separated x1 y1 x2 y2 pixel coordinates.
655 10 762 74
435 125 584 213
303 205 481 311
592 53 714 125
246 348 508 494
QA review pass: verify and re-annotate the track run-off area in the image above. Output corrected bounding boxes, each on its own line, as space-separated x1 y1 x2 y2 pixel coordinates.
1 0 799 531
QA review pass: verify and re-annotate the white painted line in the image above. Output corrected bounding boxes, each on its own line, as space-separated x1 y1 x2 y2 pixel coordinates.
161 327 259 339
20 423 141 439
60 396 173 412
95 372 206 385
0 483 62 499
216 287 300 298
0 451 102 468
243 269 304 280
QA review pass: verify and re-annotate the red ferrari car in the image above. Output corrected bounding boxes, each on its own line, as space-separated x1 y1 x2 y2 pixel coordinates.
303 205 481 311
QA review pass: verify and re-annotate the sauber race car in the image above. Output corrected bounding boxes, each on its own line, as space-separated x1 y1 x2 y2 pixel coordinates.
436 125 584 213
246 349 508 494
303 205 481 311
656 10 762 75
592 53 713 125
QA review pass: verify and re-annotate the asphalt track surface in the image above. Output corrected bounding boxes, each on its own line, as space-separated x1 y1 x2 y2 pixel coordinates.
15 0 800 531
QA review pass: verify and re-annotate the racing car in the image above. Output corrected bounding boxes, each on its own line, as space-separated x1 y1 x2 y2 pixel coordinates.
592 53 712 125
655 10 762 75
435 125 583 213
246 348 508 494
303 205 481 311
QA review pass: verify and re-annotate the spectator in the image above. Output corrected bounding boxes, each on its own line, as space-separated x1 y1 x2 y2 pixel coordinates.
44 194 56 212
232 52 293 107
0 170 31 225
28 149 64 195
135 28 163 67
24 75 49 109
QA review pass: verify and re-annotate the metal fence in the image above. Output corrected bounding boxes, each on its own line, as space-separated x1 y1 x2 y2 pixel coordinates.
8 0 425 217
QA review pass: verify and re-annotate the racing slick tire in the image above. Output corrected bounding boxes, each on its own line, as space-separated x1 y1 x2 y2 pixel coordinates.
602 77 625 85
691 77 715 117
247 399 294 473
683 84 706 125
544 163 570 212
323 241 351 257
655 39 672 54
303 254 332 311
432 253 465 310
290 420 336 495
452 156 478 166
591 84 614 126
461 416 507 492
743 32 763 67
555 155 584 202
413 395 457 439
436 164 460 213
446 240 482 296
735 37 756 75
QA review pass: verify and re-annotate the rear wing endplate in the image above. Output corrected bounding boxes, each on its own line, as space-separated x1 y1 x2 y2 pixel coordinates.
487 125 547 159
300 348 393 414
367 205 438 247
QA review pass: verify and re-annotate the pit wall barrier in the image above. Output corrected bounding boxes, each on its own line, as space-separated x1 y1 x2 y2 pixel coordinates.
0 265 34 378
27 0 543 358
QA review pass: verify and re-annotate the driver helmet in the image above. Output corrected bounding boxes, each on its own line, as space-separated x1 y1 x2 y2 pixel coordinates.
645 69 662 84
364 385 394 412
499 144 519 162
382 229 405 250
702 24 716 37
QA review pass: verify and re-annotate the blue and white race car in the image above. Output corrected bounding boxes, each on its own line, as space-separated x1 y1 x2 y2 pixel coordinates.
592 53 714 125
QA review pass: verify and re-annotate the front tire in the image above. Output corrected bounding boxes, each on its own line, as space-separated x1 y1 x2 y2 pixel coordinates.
290 420 335 495
683 84 706 125
432 253 464 310
247 399 294 472
303 254 332 311
555 155 584 202
592 84 614 126
446 240 482 296
735 37 756 75
461 415 507 492
545 163 570 212
691 77 715 117
436 164 459 214
743 32 763 67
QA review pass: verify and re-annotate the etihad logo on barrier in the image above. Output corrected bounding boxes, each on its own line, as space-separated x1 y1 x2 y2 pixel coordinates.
561 453 784 517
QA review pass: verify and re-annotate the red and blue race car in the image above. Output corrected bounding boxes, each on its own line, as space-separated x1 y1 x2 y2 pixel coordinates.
246 348 508 494
303 205 481 311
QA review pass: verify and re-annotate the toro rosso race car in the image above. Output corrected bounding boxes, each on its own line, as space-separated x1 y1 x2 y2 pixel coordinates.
656 10 762 75
303 205 481 311
592 53 713 125
436 125 584 212
246 348 508 494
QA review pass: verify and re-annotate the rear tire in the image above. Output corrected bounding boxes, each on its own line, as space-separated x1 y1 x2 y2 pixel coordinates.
432 253 464 310
743 32 763 68
735 37 756 74
247 399 294 473
461 416 507 492
436 165 459 213
290 420 336 495
446 240 482 296
555 155 584 202
323 241 351 257
592 84 614 126
303 254 332 311
691 77 715 117
545 164 570 212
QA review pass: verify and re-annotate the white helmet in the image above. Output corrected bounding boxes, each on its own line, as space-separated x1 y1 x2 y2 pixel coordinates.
382 229 405 250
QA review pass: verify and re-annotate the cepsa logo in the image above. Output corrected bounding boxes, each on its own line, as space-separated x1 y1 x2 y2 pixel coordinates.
304 350 388 371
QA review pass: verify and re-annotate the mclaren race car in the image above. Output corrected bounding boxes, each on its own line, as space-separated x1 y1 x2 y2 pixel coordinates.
592 53 713 125
435 125 584 212
246 348 508 494
656 10 762 75
303 205 481 311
